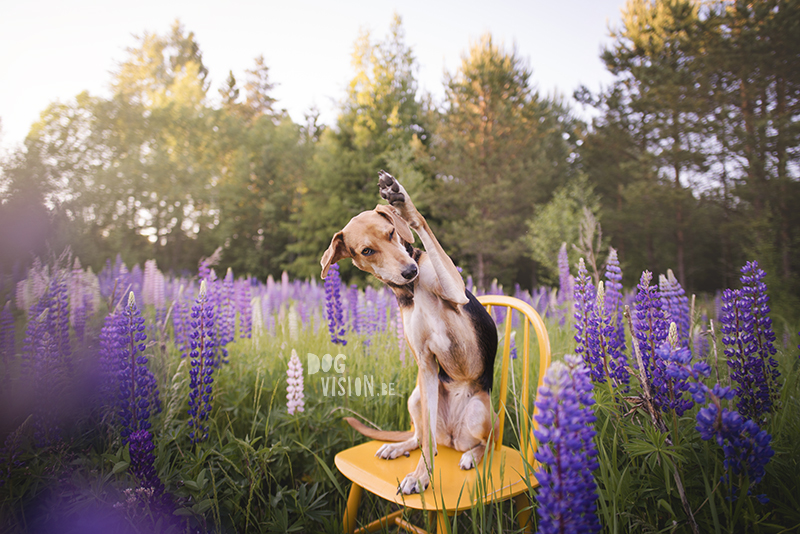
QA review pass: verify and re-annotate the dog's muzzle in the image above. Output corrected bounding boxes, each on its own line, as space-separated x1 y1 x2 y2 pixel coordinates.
401 263 418 281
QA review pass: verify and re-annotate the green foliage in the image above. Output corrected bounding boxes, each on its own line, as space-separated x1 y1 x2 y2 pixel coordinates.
524 175 600 285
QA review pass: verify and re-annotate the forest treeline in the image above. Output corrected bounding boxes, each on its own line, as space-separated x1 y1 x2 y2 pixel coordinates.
1 1 798 315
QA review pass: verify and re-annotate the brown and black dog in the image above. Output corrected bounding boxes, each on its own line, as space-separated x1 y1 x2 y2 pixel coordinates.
320 171 498 495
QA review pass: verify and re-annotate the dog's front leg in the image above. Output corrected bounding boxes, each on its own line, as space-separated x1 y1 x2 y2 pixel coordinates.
398 355 439 495
379 171 468 306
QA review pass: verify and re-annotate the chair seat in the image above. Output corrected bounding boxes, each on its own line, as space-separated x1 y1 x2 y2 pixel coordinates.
335 440 537 512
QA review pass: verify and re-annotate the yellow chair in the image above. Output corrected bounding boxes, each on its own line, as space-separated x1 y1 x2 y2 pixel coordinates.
335 295 552 533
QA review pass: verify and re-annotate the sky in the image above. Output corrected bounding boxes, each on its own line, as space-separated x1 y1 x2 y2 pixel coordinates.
0 0 627 154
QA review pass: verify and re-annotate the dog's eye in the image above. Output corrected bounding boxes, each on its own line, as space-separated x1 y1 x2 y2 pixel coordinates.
388 229 395 240
362 248 375 256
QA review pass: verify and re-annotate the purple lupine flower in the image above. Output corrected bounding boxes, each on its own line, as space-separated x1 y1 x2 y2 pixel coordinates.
739 261 780 406
348 284 360 333
73 296 88 346
586 282 629 386
142 260 158 306
632 271 668 379
324 264 347 345
172 285 192 357
652 326 695 416
286 349 305 415
209 268 236 367
24 307 63 447
237 278 253 339
117 292 161 444
573 258 596 372
695 396 774 502
128 429 167 503
720 261 779 422
98 311 123 408
557 242 573 306
534 354 601 534
583 282 608 383
603 248 625 353
188 281 216 444
719 288 763 416
659 270 690 346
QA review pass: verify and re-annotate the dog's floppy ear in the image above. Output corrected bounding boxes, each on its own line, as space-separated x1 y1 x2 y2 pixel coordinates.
374 204 414 244
321 231 349 279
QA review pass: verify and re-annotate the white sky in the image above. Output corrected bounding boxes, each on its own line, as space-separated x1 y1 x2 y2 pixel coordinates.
0 0 627 154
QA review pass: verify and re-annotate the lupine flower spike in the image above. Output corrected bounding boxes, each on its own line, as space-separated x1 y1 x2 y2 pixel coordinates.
586 282 628 387
286 349 305 415
117 292 161 444
573 258 596 372
659 270 690 346
720 261 780 422
633 271 668 379
695 386 774 503
603 248 625 352
188 281 216 444
534 354 601 534
324 264 347 345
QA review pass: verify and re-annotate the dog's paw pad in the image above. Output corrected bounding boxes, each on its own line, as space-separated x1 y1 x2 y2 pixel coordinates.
378 171 405 205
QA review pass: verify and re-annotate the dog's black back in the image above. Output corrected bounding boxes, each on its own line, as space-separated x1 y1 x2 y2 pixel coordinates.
463 289 498 392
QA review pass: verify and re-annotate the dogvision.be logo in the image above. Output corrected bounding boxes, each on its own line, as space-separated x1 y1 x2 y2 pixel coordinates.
307 353 398 397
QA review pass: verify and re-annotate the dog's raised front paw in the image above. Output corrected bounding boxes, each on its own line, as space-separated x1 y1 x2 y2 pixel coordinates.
397 472 429 495
378 170 406 206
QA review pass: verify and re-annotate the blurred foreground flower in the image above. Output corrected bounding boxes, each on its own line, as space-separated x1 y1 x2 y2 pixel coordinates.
534 354 601 534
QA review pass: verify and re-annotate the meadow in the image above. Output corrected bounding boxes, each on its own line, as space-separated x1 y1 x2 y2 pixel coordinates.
0 250 798 534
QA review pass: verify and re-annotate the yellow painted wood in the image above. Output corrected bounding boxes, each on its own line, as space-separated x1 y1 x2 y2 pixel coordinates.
343 482 363 534
335 441 536 512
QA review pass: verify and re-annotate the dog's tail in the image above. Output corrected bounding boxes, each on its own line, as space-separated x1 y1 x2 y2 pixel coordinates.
344 417 414 442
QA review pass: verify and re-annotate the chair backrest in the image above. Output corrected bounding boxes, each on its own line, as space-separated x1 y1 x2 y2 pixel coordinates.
477 295 551 465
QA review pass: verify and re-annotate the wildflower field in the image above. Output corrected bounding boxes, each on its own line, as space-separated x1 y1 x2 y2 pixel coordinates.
0 250 799 534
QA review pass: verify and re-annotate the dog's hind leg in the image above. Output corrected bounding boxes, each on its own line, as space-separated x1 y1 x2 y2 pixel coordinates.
454 391 494 470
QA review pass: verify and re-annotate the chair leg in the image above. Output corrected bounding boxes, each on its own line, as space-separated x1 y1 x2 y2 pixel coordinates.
514 494 533 534
435 511 449 533
343 482 363 534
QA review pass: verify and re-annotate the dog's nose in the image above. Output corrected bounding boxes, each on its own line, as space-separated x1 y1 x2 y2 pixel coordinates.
402 264 418 280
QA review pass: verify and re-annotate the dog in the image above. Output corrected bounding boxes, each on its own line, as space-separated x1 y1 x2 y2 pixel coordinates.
320 171 498 495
